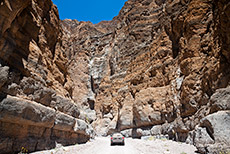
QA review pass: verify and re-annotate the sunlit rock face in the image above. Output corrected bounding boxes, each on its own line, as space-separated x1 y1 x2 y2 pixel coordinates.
0 0 93 153
0 0 230 153
62 0 230 153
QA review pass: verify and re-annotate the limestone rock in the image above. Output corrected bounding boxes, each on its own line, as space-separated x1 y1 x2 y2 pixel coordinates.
210 87 230 113
51 95 80 118
191 111 230 153
54 112 76 131
133 86 173 127
151 125 162 136
0 96 55 128
0 96 92 153
1 0 230 153
0 66 9 89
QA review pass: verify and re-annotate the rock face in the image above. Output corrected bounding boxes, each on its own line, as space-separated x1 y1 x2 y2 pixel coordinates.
59 0 230 153
0 0 230 153
0 96 93 153
0 0 93 153
188 110 230 154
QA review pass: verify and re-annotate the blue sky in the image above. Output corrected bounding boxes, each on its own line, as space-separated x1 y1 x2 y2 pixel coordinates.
52 0 127 24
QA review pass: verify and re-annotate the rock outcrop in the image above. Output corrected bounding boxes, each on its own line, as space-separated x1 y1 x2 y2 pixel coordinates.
59 0 230 153
0 0 230 153
0 0 93 153
188 110 230 154
0 96 93 153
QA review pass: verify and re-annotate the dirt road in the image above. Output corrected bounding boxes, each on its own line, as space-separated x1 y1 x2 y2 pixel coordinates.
32 137 197 154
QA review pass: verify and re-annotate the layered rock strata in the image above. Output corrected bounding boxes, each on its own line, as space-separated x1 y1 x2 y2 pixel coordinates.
0 0 230 153
0 0 93 153
60 0 230 153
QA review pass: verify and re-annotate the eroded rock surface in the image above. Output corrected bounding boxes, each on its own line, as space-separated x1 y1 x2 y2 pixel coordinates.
60 0 230 153
0 0 93 153
1 0 230 153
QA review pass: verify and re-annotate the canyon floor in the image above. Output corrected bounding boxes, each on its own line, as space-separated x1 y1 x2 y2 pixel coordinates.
32 137 197 154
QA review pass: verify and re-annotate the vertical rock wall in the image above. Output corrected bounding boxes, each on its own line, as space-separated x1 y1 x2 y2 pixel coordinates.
62 0 230 153
0 0 93 153
0 0 230 153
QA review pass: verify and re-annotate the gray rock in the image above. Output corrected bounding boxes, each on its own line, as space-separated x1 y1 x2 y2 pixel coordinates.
132 128 142 138
54 112 76 131
0 96 94 153
34 87 55 106
201 111 230 144
176 76 184 90
51 95 80 118
0 66 9 89
210 87 230 113
150 125 162 136
20 77 40 95
0 96 55 128
192 127 215 153
7 83 20 96
103 113 113 119
79 109 97 123
137 128 151 136
192 111 230 153
121 129 132 137
74 119 95 137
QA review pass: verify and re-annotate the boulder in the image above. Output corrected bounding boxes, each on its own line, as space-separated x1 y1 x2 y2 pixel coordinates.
0 66 9 89
74 119 95 137
210 87 230 113
0 96 93 153
133 86 171 127
151 125 162 136
0 96 55 128
121 129 132 137
192 111 230 153
119 93 134 130
54 112 76 131
51 95 80 118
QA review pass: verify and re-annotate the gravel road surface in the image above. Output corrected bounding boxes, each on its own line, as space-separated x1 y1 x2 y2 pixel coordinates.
32 137 197 154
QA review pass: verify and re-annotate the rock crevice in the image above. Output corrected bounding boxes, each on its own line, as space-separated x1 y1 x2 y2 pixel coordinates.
0 0 230 153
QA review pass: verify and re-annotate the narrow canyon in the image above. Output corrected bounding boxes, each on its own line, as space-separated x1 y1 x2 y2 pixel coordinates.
0 0 230 153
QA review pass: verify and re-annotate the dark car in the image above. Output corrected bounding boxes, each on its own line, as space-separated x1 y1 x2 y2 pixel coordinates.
110 133 125 146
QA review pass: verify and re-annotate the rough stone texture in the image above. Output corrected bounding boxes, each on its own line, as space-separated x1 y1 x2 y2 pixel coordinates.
60 0 230 152
151 125 162 136
1 0 230 153
0 66 9 89
133 86 174 128
210 87 230 113
0 0 93 153
0 96 92 153
188 111 230 154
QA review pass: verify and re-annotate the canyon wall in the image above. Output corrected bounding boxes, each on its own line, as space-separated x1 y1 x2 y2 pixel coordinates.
61 0 230 153
0 0 230 153
0 0 93 153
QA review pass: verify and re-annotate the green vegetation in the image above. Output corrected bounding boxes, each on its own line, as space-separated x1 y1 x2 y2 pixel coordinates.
148 136 155 141
180 152 187 154
19 147 28 154
160 138 167 141
85 115 90 124
219 151 230 154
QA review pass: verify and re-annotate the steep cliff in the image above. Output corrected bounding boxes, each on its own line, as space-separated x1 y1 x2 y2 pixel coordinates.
0 0 93 153
61 0 230 153
0 0 230 153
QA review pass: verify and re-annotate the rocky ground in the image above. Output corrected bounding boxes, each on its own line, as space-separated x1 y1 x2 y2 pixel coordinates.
0 0 230 153
32 137 197 154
